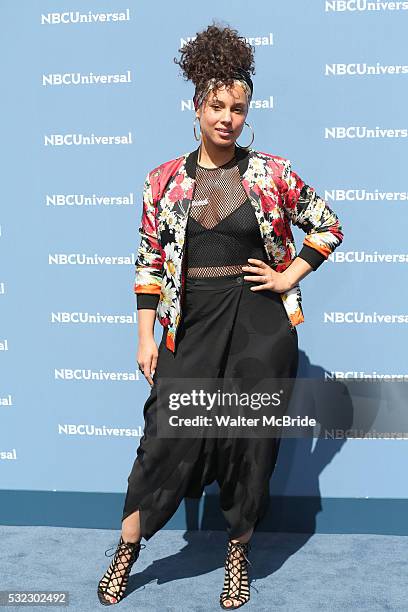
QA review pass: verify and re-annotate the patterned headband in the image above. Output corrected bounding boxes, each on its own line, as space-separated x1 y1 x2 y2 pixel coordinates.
193 67 253 111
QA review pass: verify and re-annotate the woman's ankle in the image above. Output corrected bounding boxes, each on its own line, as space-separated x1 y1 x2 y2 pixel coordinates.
121 532 141 544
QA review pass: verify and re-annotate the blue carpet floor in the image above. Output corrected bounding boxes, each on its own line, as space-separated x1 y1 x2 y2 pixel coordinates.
0 526 406 611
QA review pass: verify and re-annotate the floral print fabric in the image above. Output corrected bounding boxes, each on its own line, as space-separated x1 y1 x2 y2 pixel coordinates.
134 147 344 352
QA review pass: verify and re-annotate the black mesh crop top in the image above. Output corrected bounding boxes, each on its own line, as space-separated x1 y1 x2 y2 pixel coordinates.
136 154 269 309
185 155 268 278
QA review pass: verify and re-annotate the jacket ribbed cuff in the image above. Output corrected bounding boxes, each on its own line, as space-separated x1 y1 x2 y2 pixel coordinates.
136 293 160 310
297 244 327 271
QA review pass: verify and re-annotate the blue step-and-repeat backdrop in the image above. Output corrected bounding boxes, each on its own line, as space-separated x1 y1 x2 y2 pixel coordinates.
1 1 407 528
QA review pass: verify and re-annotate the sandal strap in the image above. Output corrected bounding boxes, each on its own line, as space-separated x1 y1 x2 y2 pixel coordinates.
104 536 145 558
226 540 252 567
98 536 146 604
219 540 252 607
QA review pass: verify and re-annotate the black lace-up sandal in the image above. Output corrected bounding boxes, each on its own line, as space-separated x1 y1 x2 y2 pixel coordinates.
219 540 252 610
97 535 146 605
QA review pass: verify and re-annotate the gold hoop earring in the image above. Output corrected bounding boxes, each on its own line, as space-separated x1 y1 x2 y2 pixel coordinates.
193 117 201 142
236 121 254 149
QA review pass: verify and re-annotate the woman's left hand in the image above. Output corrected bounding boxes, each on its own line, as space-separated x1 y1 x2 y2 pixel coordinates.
242 258 294 293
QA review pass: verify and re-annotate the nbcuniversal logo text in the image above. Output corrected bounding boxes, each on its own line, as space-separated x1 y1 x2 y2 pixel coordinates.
58 424 142 437
325 63 408 75
0 395 13 406
45 193 135 207
40 9 131 25
54 369 139 381
323 189 408 202
0 449 17 460
43 132 133 146
325 370 408 380
325 1 408 11
180 33 274 47
181 96 274 112
50 312 137 324
48 253 136 265
324 126 408 138
42 70 132 87
324 312 408 323
329 251 408 263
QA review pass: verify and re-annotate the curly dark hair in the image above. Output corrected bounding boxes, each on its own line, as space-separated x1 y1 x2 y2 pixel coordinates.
173 21 255 97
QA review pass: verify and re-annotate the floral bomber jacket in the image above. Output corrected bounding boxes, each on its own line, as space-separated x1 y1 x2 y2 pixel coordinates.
133 144 344 353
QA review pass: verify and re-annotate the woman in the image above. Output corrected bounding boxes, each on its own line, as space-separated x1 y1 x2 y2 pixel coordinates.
97 22 343 609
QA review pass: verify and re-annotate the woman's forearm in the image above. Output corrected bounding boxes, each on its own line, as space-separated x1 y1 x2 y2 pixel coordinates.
283 257 314 289
137 308 156 340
